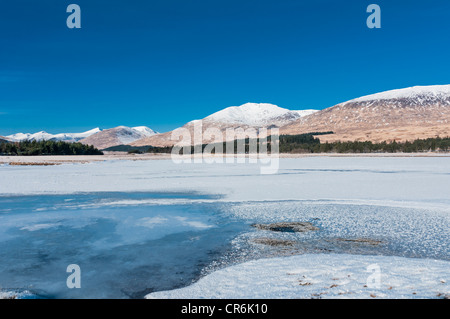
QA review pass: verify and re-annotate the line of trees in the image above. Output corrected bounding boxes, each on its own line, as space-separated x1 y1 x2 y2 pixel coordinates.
284 137 450 153
0 140 104 156
137 134 450 154
169 135 450 154
65 132 450 155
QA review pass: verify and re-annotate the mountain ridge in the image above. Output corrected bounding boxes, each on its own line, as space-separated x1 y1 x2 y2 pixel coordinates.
131 103 317 147
5 128 102 143
3 85 449 149
79 126 158 150
280 84 450 143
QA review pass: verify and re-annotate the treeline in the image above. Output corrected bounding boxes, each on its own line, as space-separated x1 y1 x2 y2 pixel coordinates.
103 144 172 154
98 133 450 155
122 132 331 155
127 145 173 154
0 140 104 156
286 137 450 153
170 135 450 154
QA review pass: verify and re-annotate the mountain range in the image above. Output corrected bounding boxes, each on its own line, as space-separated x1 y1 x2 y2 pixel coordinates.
131 84 450 148
2 84 449 150
3 126 158 150
5 128 102 143
281 85 450 143
79 126 158 150
131 103 318 147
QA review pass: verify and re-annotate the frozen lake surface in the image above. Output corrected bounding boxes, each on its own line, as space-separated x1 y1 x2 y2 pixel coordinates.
0 192 248 298
0 157 449 298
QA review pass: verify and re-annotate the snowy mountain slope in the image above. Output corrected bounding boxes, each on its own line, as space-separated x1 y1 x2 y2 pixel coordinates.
204 103 317 126
132 126 158 136
6 128 102 143
80 126 158 150
4 126 158 150
346 85 450 105
132 103 317 147
280 84 450 142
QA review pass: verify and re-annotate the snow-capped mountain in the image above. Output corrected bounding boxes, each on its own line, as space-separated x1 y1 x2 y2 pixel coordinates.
132 126 159 136
80 126 158 150
4 126 158 150
132 103 317 147
345 85 450 106
204 103 317 127
281 84 450 143
6 128 101 143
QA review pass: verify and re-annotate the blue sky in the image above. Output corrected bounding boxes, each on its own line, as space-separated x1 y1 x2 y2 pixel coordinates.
0 0 449 135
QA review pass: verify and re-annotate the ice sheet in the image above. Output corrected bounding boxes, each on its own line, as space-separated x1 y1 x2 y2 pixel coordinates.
1 157 450 207
146 254 450 299
0 157 449 298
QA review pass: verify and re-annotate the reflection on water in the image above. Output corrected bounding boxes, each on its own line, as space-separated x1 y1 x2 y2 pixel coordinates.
0 193 448 299
0 192 245 299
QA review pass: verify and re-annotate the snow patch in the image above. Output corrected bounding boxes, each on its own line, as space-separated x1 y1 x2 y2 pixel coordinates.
205 103 317 126
6 128 102 143
347 85 450 104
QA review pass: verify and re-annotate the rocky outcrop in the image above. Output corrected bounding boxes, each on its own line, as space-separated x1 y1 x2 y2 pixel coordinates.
251 222 319 233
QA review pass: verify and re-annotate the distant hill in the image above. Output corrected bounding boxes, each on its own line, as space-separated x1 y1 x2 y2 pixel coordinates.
131 103 317 147
0 140 103 156
80 126 158 150
5 128 101 143
280 85 450 143
0 136 10 144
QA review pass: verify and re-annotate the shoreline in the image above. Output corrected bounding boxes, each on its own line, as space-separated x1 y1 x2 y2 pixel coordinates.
1 152 450 165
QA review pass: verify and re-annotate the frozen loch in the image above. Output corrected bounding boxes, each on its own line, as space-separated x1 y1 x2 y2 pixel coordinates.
0 157 449 298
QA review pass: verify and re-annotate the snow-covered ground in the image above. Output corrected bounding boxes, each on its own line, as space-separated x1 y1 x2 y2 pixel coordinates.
147 254 449 299
0 157 449 298
1 157 450 204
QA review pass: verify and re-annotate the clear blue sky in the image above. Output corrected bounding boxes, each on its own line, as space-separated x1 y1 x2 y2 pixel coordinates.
0 0 449 135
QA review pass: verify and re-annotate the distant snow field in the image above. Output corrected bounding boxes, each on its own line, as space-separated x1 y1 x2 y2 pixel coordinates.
347 84 450 104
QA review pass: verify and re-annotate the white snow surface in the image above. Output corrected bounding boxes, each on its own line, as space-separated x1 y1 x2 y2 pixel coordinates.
6 128 101 142
2 157 450 206
204 103 317 126
131 126 158 136
0 290 35 299
146 254 449 299
113 126 158 144
1 157 449 299
347 85 450 104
